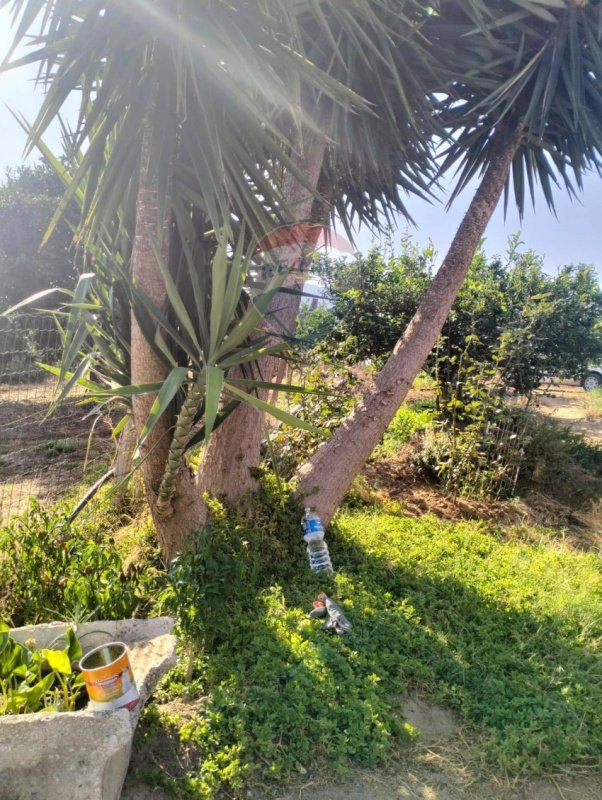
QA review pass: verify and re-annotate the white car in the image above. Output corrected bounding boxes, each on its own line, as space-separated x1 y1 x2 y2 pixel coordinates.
583 366 602 391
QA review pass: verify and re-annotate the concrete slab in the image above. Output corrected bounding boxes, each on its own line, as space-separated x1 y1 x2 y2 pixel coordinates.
0 617 177 800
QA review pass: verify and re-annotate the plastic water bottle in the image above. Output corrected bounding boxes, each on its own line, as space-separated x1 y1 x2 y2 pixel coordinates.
302 508 333 573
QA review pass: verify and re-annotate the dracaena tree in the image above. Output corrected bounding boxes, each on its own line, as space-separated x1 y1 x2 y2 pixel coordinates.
5 1 600 558
1 0 444 560
295 0 602 523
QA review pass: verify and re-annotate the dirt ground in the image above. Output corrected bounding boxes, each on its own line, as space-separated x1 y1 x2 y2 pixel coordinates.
362 382 602 549
122 693 602 800
0 378 114 521
532 381 602 444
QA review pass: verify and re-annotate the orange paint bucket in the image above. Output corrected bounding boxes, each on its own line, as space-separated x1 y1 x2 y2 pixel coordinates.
79 642 139 712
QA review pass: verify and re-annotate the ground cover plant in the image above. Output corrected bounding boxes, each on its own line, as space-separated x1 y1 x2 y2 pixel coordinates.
372 401 436 461
130 486 602 798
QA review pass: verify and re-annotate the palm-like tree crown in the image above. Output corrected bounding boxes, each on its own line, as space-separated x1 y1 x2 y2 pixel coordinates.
427 0 602 213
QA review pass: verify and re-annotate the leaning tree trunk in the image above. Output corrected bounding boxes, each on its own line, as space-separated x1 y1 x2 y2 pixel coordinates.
197 134 327 502
295 122 524 525
131 126 204 562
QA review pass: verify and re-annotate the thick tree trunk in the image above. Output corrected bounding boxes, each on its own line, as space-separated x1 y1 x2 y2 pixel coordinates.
131 127 204 561
295 123 524 524
197 135 327 502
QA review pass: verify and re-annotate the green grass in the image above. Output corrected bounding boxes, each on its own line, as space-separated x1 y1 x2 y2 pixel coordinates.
141 495 602 797
44 437 78 457
372 401 436 459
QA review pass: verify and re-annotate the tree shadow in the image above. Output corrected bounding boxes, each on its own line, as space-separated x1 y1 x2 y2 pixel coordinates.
145 514 601 794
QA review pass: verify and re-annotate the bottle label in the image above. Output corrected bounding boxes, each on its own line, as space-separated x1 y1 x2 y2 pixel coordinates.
306 518 324 534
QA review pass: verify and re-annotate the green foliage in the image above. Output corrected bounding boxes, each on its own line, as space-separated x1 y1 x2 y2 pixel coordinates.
418 379 602 502
496 241 602 395
44 438 78 458
143 503 602 796
0 623 84 714
0 313 62 382
162 500 248 648
0 163 78 312
302 237 602 398
441 243 602 398
270 365 358 478
424 340 525 499
373 402 436 460
0 500 160 626
518 414 602 495
298 239 433 366
437 241 602 397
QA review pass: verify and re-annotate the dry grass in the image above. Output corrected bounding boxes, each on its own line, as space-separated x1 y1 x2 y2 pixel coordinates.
582 388 602 421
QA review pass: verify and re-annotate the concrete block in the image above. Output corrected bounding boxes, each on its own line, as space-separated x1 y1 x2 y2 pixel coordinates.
0 617 177 800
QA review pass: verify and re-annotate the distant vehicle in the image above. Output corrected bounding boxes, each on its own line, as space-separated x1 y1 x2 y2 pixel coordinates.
583 366 602 391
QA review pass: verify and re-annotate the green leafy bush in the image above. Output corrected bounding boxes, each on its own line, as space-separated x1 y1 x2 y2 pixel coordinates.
270 365 358 477
297 239 433 367
300 236 602 397
418 400 602 502
0 501 159 626
0 624 84 714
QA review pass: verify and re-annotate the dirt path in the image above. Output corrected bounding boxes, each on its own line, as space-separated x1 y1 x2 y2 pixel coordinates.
123 695 602 800
0 377 114 521
532 382 602 444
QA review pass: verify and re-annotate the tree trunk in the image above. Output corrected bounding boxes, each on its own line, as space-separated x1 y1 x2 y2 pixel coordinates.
131 126 204 562
295 123 524 524
197 134 327 502
112 416 135 508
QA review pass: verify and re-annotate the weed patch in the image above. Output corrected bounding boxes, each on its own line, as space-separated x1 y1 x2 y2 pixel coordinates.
372 402 436 460
0 500 161 625
147 496 602 797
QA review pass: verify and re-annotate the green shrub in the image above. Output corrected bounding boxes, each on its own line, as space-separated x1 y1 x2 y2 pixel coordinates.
0 500 160 626
270 365 358 477
418 405 602 502
567 434 602 477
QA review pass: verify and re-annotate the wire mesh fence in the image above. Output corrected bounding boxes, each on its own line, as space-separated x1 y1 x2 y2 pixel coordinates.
0 314 115 524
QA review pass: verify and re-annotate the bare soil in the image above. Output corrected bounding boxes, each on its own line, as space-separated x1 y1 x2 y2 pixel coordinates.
531 381 602 444
363 451 601 552
0 378 114 521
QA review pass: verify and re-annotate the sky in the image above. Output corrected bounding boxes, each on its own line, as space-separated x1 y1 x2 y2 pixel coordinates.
1 8 601 276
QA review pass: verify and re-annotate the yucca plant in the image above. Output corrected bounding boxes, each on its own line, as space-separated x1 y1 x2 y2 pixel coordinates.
296 0 602 523
6 1 599 554
0 0 449 557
